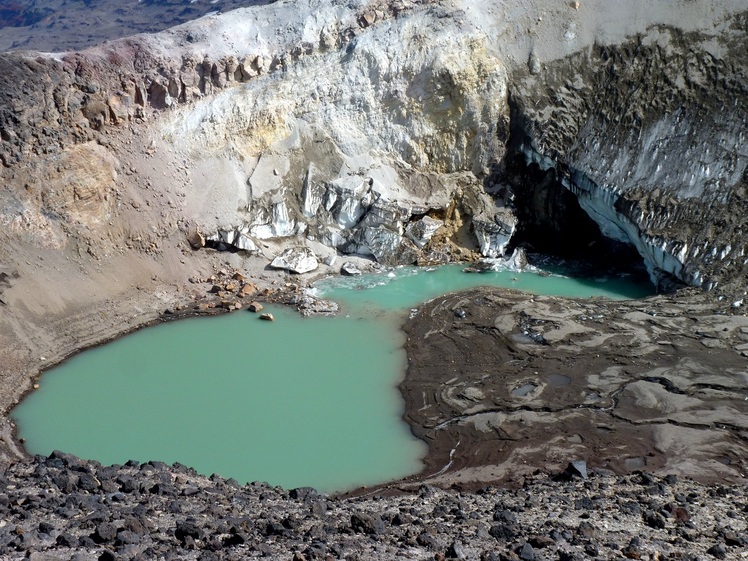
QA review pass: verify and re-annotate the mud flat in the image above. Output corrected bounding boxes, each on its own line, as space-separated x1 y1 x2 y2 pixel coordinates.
399 287 748 490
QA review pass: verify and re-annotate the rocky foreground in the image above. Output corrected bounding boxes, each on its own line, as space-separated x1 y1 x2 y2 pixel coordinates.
0 451 745 561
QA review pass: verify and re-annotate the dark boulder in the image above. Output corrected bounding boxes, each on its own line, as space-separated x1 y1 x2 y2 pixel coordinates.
517 542 535 561
643 510 666 529
350 512 385 535
92 522 118 543
175 518 203 544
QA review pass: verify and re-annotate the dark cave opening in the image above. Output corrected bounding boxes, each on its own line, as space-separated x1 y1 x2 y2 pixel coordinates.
501 148 651 282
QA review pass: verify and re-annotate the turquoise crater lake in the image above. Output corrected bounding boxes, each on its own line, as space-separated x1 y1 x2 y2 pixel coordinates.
12 264 654 493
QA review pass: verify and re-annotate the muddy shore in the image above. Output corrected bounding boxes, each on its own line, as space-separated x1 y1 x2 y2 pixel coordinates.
395 287 748 491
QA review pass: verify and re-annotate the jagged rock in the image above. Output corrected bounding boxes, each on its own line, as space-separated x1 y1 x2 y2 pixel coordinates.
517 542 535 561
348 225 404 265
528 51 541 75
566 460 588 480
248 301 264 312
239 283 256 297
447 540 468 559
359 11 377 28
622 537 642 559
106 92 134 124
328 176 372 229
301 164 323 218
187 228 206 249
504 248 528 271
233 233 257 252
212 228 258 252
270 247 319 274
405 216 444 248
473 209 517 258
350 513 385 535
341 262 362 276
467 248 529 273
93 522 117 543
175 519 203 544
250 198 299 239
512 26 748 295
643 510 666 529
360 198 410 229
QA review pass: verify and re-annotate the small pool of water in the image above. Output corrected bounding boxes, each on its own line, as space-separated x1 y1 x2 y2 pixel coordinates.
314 263 653 312
549 374 571 387
511 383 538 397
13 263 654 493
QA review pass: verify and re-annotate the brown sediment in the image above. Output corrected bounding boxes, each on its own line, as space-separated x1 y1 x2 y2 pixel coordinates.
393 287 748 491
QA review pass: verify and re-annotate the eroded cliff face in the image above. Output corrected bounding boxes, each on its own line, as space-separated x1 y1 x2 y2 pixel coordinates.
157 11 513 265
1 1 747 289
2 1 746 296
0 0 516 273
509 20 748 294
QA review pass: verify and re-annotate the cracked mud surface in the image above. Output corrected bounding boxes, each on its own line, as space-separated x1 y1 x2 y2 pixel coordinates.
400 288 748 489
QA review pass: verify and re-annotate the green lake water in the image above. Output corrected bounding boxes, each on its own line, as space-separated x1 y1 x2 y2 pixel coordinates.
12 264 654 493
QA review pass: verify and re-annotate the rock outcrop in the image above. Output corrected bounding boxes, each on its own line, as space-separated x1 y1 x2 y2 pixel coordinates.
270 247 319 274
508 20 748 294
2 1 747 291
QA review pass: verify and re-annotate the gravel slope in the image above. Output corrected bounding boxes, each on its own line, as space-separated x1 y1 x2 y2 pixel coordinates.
0 451 745 560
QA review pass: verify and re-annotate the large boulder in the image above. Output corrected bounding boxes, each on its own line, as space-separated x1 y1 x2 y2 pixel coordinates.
270 247 318 274
405 216 444 249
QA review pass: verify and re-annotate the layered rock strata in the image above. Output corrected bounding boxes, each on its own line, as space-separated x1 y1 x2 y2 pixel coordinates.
509 23 748 294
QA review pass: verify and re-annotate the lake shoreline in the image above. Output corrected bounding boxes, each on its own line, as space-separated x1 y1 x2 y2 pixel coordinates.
0 249 315 467
4 259 746 495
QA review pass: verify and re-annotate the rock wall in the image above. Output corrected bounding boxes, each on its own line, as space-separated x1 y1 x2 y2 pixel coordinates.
0 0 517 269
157 6 514 265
